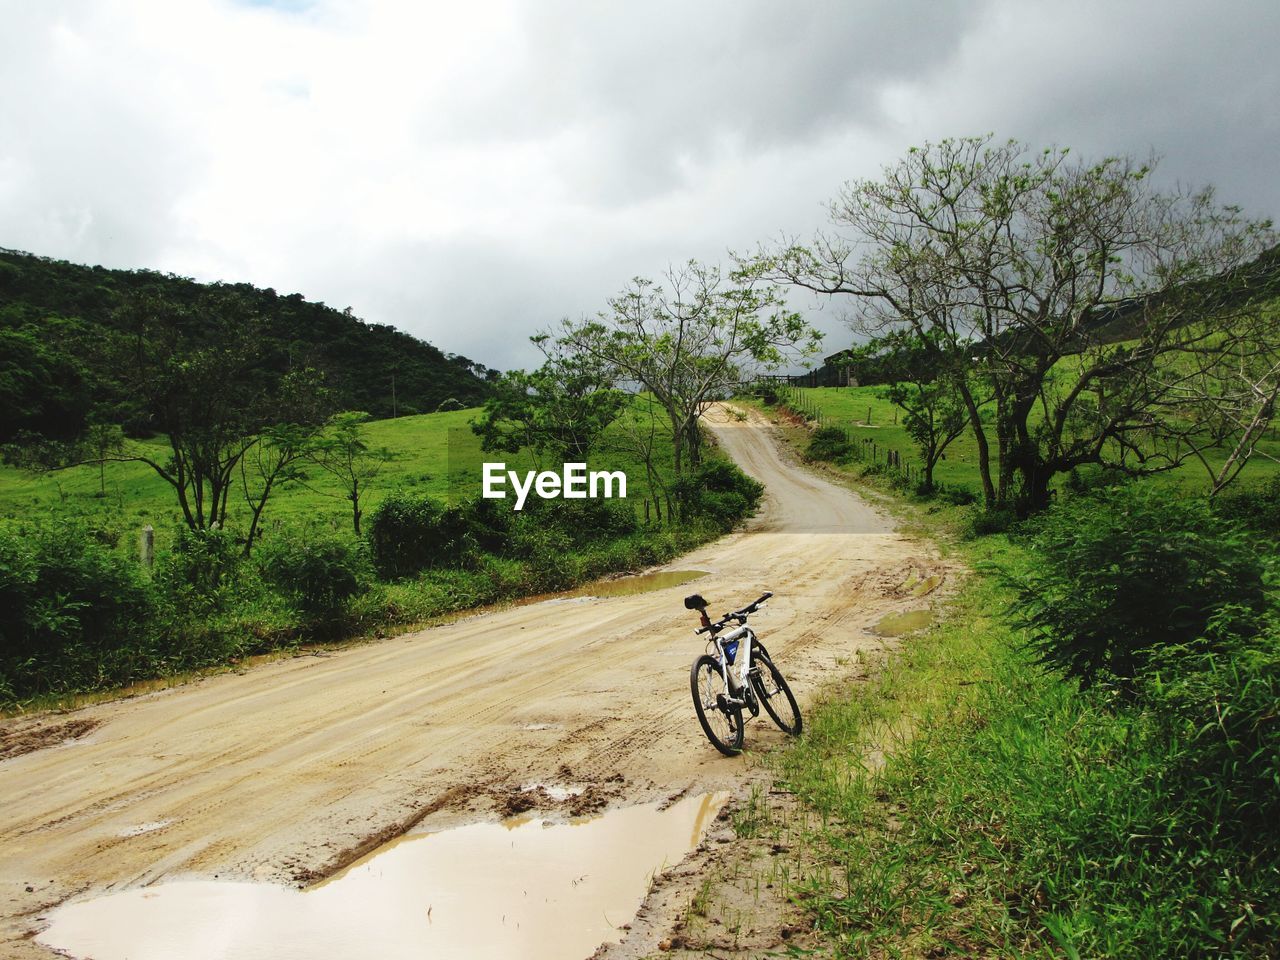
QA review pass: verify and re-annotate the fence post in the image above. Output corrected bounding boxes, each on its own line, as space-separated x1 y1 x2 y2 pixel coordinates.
139 525 154 570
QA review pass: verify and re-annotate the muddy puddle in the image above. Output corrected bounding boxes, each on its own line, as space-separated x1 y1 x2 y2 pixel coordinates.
530 569 709 605
38 792 726 960
872 608 934 637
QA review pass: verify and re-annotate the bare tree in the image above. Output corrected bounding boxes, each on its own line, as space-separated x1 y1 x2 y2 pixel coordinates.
1174 303 1280 495
559 259 820 476
759 136 1275 512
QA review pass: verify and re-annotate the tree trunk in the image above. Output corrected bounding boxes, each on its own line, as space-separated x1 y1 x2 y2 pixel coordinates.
955 380 996 507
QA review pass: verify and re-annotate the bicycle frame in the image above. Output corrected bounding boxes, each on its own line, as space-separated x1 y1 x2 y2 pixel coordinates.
711 625 756 706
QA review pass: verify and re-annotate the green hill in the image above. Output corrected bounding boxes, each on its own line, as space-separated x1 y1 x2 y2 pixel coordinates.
0 247 498 442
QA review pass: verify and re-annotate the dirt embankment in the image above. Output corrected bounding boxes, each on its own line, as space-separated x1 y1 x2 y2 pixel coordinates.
0 404 954 958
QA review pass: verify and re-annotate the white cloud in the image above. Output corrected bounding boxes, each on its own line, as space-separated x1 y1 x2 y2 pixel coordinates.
1 0 1277 370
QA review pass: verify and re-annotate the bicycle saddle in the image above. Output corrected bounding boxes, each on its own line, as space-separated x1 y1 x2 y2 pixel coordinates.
684 594 708 611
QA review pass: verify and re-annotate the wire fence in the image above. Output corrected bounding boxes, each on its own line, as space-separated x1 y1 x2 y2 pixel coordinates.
760 381 927 490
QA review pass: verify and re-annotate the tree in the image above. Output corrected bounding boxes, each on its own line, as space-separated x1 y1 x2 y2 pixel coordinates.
104 289 273 530
1173 302 1280 496
0 327 91 443
83 421 125 497
303 411 396 535
472 335 626 464
761 136 1275 513
861 332 972 493
559 260 820 475
238 367 331 555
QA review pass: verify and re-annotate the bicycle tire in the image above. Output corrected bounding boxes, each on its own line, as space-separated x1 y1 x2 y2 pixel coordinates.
752 650 802 736
690 654 744 756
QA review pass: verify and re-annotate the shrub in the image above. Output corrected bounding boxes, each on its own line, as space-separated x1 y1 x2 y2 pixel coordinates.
1214 475 1280 538
1151 623 1280 830
804 425 854 463
675 461 764 530
256 528 372 628
0 522 156 700
154 525 243 610
961 504 1019 538
366 492 478 579
932 483 977 506
519 495 638 547
1009 485 1268 692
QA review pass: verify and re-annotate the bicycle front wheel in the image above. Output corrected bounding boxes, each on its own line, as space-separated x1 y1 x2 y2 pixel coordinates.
752 651 802 736
690 654 744 756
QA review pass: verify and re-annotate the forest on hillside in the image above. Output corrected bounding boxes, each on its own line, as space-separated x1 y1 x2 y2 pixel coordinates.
0 247 498 444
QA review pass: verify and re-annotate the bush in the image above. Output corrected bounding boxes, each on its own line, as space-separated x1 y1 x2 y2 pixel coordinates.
1214 475 1280 538
1151 624 1280 834
256 528 372 628
154 525 243 611
0 522 156 700
804 426 855 464
366 492 479 580
961 504 1019 538
519 495 638 547
675 461 764 530
932 483 977 506
1009 485 1269 692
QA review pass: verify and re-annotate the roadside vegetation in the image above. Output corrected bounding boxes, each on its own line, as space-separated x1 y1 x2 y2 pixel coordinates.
4 130 1279 955
0 399 764 709
741 392 1280 958
713 135 1280 957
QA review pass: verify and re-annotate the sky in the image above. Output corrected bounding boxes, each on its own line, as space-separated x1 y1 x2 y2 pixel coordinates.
2 0 1278 372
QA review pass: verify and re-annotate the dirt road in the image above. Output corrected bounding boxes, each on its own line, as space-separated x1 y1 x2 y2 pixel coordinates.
0 405 947 957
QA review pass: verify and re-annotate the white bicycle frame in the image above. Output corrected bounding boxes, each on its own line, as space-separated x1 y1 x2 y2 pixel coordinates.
712 624 756 703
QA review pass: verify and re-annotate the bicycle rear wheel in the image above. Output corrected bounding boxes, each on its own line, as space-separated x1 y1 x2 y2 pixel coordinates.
690 654 744 756
752 650 802 736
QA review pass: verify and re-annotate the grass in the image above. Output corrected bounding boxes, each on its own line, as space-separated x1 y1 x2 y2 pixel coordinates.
0 399 679 550
781 384 1280 499
0 397 753 710
752 425 1280 958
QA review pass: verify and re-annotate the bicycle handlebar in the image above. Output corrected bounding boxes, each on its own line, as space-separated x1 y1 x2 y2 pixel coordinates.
695 591 773 635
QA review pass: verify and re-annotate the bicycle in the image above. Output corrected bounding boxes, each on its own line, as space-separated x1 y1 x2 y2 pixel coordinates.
683 591 802 755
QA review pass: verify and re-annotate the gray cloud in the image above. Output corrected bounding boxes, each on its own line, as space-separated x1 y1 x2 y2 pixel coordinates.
1 0 1277 372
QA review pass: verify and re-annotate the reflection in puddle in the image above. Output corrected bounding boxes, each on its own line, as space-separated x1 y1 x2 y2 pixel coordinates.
521 570 709 607
571 569 709 599
38 792 726 960
872 609 934 637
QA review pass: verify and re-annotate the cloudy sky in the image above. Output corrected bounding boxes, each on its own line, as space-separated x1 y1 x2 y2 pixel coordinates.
3 0 1278 371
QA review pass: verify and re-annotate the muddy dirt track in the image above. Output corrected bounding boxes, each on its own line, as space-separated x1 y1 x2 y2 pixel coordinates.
0 405 948 958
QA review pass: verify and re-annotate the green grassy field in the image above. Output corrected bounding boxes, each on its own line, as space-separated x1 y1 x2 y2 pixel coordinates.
752 425 1280 958
0 400 678 549
784 384 1280 496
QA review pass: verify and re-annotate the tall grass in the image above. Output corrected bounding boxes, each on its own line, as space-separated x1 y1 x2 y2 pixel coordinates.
774 505 1279 958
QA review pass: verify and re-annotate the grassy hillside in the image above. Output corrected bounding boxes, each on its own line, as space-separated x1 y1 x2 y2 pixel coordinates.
785 384 1280 496
0 401 680 551
0 246 496 440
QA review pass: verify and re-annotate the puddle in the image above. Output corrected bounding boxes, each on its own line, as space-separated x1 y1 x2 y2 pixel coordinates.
910 575 943 598
566 569 709 600
872 609 934 637
518 569 709 607
38 792 726 960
